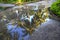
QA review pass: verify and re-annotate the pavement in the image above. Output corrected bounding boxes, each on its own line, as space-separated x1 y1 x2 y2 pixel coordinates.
0 0 55 8
0 3 15 7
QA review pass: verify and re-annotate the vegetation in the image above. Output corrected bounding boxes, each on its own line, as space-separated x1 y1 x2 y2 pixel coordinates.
50 0 60 16
0 0 38 4
0 0 17 4
57 0 60 2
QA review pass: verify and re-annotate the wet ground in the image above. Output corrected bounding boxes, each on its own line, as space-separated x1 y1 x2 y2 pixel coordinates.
28 19 60 40
0 0 56 40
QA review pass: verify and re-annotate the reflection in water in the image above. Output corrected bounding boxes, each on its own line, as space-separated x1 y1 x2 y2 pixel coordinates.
7 24 30 40
0 3 49 40
6 15 34 40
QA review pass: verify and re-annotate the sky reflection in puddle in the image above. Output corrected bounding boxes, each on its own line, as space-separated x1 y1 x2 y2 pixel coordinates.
7 23 29 40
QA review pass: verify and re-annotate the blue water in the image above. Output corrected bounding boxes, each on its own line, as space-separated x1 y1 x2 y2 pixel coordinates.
7 24 30 40
6 15 34 40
